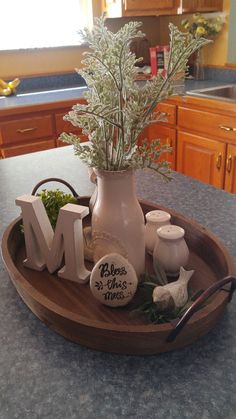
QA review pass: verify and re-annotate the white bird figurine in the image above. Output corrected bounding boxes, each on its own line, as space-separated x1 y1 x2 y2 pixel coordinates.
152 267 194 312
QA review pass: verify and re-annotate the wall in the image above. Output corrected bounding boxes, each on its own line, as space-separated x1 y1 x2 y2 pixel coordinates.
227 0 236 63
159 0 230 67
0 0 231 79
0 15 161 79
0 0 103 80
0 47 88 80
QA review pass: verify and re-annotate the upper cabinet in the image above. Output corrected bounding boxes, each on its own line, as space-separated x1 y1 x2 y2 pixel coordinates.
105 0 223 17
180 0 223 13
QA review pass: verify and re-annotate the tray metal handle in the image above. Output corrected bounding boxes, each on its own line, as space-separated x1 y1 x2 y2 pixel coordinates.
32 177 80 200
166 275 236 343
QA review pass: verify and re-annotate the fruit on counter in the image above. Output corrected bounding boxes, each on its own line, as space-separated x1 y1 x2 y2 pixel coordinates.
0 78 20 96
0 79 8 89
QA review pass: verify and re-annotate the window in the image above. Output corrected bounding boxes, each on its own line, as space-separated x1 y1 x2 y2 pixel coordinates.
0 0 93 51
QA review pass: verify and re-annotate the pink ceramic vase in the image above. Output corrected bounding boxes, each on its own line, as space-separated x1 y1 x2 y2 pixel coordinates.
91 169 145 277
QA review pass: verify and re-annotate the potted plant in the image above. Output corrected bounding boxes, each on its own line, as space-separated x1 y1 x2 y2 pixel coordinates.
60 17 210 276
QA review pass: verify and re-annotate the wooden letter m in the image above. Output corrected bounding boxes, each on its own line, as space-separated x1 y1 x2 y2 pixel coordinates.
16 195 90 283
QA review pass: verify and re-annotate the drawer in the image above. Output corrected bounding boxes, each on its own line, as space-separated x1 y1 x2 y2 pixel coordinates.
178 107 236 142
1 139 55 158
0 115 54 145
55 112 83 136
155 102 176 126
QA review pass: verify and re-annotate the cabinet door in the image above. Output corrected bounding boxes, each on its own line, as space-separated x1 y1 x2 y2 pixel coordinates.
224 144 236 194
181 0 222 12
140 123 176 170
177 131 226 188
192 0 223 12
123 0 177 15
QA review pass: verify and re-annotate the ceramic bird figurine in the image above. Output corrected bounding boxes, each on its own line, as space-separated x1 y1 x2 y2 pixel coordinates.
152 266 194 312
0 78 20 96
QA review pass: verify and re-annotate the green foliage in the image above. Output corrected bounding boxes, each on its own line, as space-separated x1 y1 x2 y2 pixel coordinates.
153 257 168 285
37 189 78 230
130 271 204 324
60 16 210 177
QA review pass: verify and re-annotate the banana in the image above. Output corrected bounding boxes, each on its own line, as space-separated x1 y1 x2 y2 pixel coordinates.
8 78 20 90
0 79 9 89
0 86 12 96
0 77 20 96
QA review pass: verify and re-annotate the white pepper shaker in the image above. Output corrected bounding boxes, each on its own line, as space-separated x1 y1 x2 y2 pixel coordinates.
153 225 189 277
145 210 171 255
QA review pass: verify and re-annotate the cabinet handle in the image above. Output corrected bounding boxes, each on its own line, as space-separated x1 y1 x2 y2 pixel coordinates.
161 112 170 117
216 153 222 170
17 127 37 133
167 138 172 148
219 125 236 132
226 155 232 173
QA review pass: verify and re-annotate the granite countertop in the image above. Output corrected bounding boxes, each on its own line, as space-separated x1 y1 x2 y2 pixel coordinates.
0 146 236 419
0 79 233 112
0 86 88 110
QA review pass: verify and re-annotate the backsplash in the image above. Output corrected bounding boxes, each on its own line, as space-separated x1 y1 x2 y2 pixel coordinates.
6 67 236 95
13 72 86 94
203 67 236 83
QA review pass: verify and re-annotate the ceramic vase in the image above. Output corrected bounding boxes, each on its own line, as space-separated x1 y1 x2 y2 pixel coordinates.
91 169 145 277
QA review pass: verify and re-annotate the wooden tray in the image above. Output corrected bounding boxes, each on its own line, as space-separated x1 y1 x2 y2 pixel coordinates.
1 198 236 355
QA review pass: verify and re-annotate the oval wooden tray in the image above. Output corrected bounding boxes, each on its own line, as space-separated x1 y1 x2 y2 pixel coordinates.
1 198 235 355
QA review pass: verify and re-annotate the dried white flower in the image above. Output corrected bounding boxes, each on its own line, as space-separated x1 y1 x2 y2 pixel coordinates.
60 16 210 178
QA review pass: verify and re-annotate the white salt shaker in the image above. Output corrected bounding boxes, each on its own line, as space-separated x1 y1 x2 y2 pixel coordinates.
145 210 171 254
153 224 189 276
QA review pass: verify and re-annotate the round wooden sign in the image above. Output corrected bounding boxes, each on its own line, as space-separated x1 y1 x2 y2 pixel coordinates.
90 253 138 307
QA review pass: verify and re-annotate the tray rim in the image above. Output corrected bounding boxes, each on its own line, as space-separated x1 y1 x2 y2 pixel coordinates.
1 199 235 335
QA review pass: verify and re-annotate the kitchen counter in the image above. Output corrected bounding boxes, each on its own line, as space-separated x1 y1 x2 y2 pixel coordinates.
0 85 88 111
0 146 236 419
0 80 232 112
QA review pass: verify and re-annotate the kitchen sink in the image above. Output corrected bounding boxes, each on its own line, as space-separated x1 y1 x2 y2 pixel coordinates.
186 84 236 103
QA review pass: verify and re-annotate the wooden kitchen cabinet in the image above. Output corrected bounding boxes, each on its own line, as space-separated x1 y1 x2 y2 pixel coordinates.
123 0 177 16
176 100 236 193
105 0 222 17
138 100 177 170
180 0 222 13
177 131 226 188
0 99 87 158
0 111 55 157
224 144 236 194
0 114 54 146
105 0 177 17
178 106 236 143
